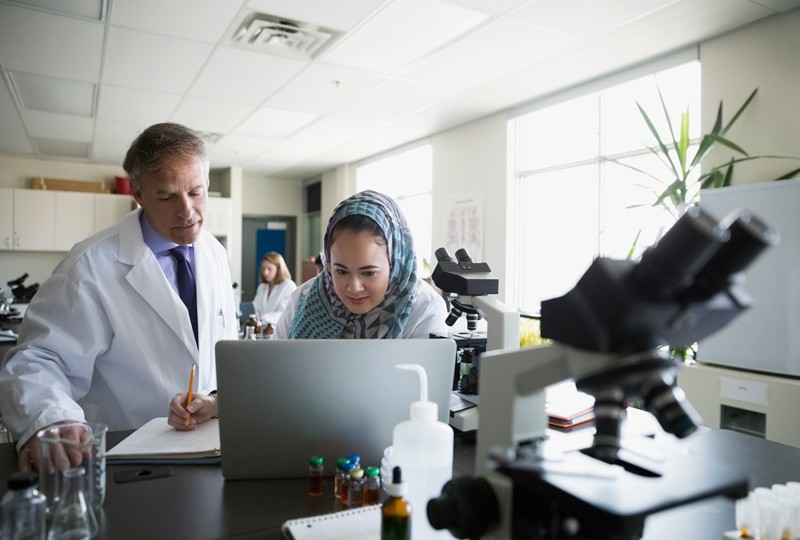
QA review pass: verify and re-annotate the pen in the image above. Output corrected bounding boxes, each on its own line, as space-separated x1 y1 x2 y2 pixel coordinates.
185 363 195 426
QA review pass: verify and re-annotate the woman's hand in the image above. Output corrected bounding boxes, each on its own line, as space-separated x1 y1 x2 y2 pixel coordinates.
168 392 218 430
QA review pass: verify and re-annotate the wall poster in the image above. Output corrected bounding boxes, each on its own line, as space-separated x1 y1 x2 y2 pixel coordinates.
443 191 484 263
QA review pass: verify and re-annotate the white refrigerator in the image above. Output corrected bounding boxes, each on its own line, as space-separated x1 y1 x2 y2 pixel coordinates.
697 179 800 378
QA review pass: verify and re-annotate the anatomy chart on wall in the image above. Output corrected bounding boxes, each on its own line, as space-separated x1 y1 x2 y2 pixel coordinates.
444 191 483 263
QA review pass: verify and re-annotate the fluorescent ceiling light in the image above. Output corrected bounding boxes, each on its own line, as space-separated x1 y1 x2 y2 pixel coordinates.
4 0 106 20
34 137 90 159
11 71 95 116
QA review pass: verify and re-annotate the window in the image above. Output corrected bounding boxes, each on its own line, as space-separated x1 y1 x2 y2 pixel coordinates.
356 144 433 275
510 61 700 313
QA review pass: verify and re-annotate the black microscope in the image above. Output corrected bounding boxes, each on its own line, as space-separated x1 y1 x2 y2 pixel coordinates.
426 206 779 540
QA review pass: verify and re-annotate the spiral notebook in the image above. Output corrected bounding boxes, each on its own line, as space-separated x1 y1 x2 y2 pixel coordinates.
281 505 380 540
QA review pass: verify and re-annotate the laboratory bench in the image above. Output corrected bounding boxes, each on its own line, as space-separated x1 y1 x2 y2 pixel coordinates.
3 417 800 539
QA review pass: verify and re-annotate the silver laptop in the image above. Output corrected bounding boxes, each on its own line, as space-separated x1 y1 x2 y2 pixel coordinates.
215 338 456 480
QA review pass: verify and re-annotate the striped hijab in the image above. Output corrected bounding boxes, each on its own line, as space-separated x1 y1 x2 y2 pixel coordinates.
289 190 418 339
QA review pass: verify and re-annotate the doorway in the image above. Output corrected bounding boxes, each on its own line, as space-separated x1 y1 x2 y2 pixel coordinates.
241 215 297 302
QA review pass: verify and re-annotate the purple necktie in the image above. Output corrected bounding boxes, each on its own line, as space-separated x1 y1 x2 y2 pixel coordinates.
170 246 198 344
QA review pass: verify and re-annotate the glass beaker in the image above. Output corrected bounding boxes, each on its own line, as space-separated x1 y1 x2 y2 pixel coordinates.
37 422 107 516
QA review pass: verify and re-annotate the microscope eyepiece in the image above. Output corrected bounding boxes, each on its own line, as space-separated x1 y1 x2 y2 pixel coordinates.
435 247 456 263
687 209 780 300
630 206 730 300
455 249 473 264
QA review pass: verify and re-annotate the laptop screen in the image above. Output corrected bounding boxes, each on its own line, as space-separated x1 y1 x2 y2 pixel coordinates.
215 338 456 479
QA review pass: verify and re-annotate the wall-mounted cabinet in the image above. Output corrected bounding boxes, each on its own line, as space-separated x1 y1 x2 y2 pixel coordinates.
1 188 133 252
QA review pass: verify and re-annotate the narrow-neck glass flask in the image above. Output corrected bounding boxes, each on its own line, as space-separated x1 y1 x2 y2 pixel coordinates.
47 467 98 540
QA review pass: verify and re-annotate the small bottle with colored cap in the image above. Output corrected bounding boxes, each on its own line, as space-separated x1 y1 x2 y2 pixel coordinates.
334 457 349 499
347 467 365 507
307 456 324 497
340 461 356 506
363 466 381 505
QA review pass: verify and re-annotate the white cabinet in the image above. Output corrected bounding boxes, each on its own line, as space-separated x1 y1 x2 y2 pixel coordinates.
1 189 134 252
95 193 134 232
0 188 12 250
56 191 95 251
205 197 231 238
14 189 56 251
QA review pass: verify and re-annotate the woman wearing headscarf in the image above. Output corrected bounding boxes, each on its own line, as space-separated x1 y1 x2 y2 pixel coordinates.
274 190 448 339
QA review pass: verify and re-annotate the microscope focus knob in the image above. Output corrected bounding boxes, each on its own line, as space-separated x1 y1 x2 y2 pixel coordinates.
426 476 499 539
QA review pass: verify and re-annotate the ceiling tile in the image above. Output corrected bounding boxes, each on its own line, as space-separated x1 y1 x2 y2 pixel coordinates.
22 110 93 141
332 79 451 124
440 0 529 14
0 109 34 155
265 63 387 115
0 4 104 81
91 141 126 166
97 85 181 124
235 107 319 138
510 0 674 40
401 17 576 91
321 0 490 74
103 27 213 93
170 96 256 134
11 71 95 116
110 0 246 43
189 47 306 105
0 79 17 108
210 133 281 165
245 0 386 31
94 119 143 149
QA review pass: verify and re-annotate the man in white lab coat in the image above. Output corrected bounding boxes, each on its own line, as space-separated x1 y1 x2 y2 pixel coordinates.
0 123 238 471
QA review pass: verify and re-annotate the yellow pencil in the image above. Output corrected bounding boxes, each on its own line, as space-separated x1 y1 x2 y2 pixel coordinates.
185 363 195 426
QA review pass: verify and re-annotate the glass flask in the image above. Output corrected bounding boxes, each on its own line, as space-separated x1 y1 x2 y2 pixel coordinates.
47 467 98 540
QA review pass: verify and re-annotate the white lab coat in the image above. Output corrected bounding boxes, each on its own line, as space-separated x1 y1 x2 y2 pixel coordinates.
273 277 449 339
0 209 238 448
252 279 297 325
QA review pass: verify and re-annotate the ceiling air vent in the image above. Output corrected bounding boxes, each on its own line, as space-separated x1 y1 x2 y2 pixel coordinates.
228 12 342 60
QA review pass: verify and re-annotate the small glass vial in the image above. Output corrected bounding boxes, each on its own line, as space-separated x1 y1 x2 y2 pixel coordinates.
2 471 47 540
363 466 381 506
347 467 365 508
262 323 274 339
381 466 411 540
47 467 98 540
334 457 349 499
340 461 356 506
243 315 262 340
307 456 324 497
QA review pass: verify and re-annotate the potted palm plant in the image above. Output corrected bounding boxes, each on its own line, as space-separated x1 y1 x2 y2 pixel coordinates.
619 87 800 361
622 87 800 220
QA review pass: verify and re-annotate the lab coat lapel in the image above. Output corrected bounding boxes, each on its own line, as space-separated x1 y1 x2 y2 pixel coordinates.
119 210 197 355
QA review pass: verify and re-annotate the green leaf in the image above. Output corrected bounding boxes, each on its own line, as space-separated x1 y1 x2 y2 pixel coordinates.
637 101 680 179
721 88 758 135
677 107 690 174
776 167 800 180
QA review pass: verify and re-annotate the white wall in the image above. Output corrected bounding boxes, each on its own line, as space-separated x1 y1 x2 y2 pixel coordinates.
431 113 510 303
701 8 800 184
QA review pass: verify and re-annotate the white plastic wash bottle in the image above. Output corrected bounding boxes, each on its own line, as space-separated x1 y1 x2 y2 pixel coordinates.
391 363 454 540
